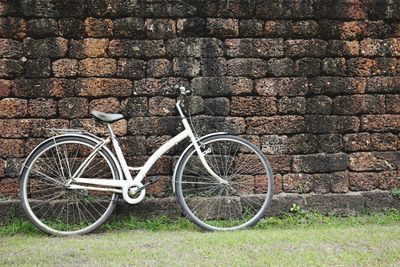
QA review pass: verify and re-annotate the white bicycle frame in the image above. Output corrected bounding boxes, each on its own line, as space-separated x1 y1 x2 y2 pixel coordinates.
66 100 227 204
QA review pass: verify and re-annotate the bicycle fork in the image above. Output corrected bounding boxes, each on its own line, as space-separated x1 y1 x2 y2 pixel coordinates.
182 118 228 184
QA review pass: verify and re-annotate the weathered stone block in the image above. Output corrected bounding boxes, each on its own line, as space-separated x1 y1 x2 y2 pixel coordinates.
360 38 390 56
333 95 385 115
28 98 57 118
119 136 146 156
173 58 200 77
0 98 27 118
291 20 319 38
0 39 23 58
261 135 288 155
292 153 348 173
12 78 73 98
0 17 26 39
24 37 68 58
128 117 182 135
294 58 322 77
76 78 132 97
206 18 239 37
287 134 318 154
0 1 18 16
145 19 176 39
263 20 290 37
226 58 268 78
5 158 23 178
58 97 88 118
285 39 327 57
204 98 230 116
340 21 367 40
192 77 252 96
0 59 23 78
90 98 120 114
347 58 378 76
389 38 400 56
268 154 292 174
0 159 6 177
386 95 400 113
71 38 109 58
308 77 366 95
343 133 371 152
246 116 305 135
278 97 306 115
190 116 245 135
322 58 346 76
283 173 314 193
371 133 398 151
305 115 360 133
146 59 173 78
79 58 117 77
109 39 166 58
52 59 79 77
349 152 400 171
349 172 384 191
239 20 263 37
121 97 148 117
361 115 400 132
134 77 189 96
144 0 197 17
0 80 11 97
27 18 58 37
113 17 145 38
166 38 224 57
25 58 51 78
327 40 359 56
314 0 366 20
149 97 176 116
177 18 206 37
267 58 294 76
231 96 276 116
58 18 85 38
226 38 284 58
84 17 113 38
255 77 308 96
306 96 332 114
0 139 25 158
117 59 145 79
366 77 400 93
197 0 255 18
317 134 343 153
200 58 226 76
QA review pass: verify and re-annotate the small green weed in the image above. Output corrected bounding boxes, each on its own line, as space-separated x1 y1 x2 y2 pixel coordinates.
391 188 400 199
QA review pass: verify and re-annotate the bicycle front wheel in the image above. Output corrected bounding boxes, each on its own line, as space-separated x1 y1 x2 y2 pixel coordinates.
175 134 274 231
20 136 120 235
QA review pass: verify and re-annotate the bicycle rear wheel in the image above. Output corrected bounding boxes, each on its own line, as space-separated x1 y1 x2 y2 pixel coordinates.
20 136 120 235
175 134 274 231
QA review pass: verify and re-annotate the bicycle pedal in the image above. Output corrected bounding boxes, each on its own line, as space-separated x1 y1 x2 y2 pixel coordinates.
138 176 160 192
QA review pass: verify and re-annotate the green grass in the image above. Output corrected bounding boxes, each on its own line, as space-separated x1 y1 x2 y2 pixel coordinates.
1 211 400 266
2 209 400 235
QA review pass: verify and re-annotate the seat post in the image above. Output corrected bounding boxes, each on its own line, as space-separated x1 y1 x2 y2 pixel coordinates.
106 123 115 138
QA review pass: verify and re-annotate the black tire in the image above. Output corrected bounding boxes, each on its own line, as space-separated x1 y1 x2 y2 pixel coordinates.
20 135 120 235
175 134 274 231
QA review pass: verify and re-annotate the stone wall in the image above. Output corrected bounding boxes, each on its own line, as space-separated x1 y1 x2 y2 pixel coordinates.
1 1 400 211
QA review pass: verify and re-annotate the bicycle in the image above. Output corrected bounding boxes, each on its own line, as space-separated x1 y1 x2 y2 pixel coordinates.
20 86 274 235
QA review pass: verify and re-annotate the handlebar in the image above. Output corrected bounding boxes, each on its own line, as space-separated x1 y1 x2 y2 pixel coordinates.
174 84 190 95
